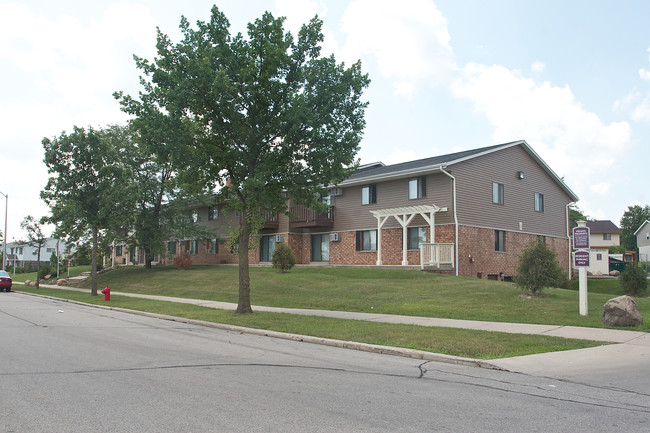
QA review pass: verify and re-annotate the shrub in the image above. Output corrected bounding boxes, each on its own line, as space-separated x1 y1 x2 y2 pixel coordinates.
38 265 54 280
514 241 566 295
173 250 192 270
620 263 647 296
272 243 296 273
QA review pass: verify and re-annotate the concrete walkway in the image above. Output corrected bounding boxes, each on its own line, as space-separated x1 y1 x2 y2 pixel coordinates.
13 282 650 373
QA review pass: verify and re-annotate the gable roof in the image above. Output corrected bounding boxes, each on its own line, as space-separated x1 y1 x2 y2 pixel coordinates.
634 220 650 236
339 140 579 201
586 220 620 234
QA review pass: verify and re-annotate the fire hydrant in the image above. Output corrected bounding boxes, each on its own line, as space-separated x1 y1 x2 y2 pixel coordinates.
101 287 110 301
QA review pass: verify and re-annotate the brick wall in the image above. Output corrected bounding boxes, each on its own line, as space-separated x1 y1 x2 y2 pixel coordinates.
457 225 569 279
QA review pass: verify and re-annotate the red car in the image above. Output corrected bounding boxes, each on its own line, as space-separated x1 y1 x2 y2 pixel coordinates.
0 270 12 292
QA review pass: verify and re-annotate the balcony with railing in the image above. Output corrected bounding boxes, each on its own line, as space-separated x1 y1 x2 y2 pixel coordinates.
262 211 279 229
419 243 455 270
289 205 334 228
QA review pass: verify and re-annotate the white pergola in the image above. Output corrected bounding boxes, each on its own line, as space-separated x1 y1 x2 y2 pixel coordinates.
370 204 447 266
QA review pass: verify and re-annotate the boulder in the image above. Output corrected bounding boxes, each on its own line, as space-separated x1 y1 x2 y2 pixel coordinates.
24 280 31 285
609 270 620 277
44 274 51 280
56 279 68 286
603 295 643 327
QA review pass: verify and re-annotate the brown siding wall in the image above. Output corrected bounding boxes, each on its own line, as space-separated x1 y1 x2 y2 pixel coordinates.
452 145 571 238
332 173 454 231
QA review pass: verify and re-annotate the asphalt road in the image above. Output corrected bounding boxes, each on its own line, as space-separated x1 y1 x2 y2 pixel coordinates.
1 293 649 432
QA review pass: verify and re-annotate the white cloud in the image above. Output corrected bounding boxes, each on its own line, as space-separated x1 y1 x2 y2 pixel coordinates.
339 0 455 98
451 62 632 208
639 68 650 81
531 61 545 74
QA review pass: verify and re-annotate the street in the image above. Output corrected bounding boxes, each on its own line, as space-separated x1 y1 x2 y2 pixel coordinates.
1 293 649 432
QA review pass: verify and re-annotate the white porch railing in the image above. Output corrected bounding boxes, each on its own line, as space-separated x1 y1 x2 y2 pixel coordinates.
420 243 455 270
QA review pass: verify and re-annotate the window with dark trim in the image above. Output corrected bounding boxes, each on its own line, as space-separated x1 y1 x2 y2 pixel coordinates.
492 182 504 205
115 245 123 256
534 192 544 212
208 206 218 221
407 227 427 249
190 210 199 223
495 230 506 252
207 239 218 254
167 241 176 256
409 177 426 200
356 230 377 251
185 240 198 255
361 184 377 205
603 233 611 241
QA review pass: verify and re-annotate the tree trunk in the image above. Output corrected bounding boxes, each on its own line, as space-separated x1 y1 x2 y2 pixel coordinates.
91 227 98 296
236 218 253 314
35 247 41 289
145 247 152 269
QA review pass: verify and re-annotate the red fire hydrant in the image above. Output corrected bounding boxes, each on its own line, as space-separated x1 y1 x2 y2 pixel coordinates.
101 287 110 301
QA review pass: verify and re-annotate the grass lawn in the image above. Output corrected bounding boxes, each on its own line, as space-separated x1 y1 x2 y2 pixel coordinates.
15 287 603 360
10 265 92 282
66 265 650 330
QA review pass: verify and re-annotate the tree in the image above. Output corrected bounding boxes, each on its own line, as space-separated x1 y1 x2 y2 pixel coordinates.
568 205 590 227
514 241 566 295
620 263 648 296
20 215 47 289
620 205 650 251
41 126 136 296
121 7 369 313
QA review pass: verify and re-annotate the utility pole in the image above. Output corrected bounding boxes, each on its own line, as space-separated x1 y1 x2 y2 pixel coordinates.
0 191 7 271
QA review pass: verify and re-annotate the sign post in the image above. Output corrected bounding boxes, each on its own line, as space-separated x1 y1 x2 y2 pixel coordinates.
573 221 590 316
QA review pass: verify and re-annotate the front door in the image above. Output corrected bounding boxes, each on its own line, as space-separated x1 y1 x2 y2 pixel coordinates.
311 234 330 262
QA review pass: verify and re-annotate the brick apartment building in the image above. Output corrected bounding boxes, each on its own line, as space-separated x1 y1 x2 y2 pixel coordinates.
116 140 578 280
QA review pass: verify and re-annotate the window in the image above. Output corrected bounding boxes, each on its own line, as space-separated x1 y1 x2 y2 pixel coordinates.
361 184 377 205
356 230 377 251
46 248 55 253
317 194 331 205
603 233 611 241
537 235 546 244
495 230 506 252
207 239 218 254
208 206 218 221
492 182 504 205
167 241 176 256
185 240 198 255
409 177 426 200
534 192 544 212
260 235 275 261
407 227 427 250
115 245 123 256
190 210 199 223
597 253 603 261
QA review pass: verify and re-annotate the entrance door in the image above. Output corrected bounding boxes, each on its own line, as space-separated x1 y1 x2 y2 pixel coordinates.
311 234 330 262
260 235 275 262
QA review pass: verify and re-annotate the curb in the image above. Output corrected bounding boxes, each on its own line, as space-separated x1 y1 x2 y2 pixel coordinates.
13 290 502 370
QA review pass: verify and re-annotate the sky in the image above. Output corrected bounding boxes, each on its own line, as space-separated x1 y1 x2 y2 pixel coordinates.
1 0 649 242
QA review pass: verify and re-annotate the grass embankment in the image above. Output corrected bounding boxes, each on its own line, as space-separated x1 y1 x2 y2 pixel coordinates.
75 266 649 329
16 265 646 359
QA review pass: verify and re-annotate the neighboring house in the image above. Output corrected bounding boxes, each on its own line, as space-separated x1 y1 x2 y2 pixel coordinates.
164 140 578 280
4 238 73 270
582 220 621 275
634 220 650 263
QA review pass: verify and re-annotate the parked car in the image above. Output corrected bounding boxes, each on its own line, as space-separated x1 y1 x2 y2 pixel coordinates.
0 270 12 292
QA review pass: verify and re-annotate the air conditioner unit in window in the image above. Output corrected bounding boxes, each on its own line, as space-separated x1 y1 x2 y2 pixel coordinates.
275 235 284 243
329 187 343 196
330 233 341 242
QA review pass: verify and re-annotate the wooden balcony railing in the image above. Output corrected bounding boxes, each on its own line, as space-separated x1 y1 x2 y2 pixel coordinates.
289 205 334 228
262 211 279 229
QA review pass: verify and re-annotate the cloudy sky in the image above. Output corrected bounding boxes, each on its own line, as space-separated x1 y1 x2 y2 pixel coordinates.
1 0 649 242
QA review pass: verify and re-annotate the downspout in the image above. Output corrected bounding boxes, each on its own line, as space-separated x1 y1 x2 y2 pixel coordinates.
566 202 576 279
440 168 459 276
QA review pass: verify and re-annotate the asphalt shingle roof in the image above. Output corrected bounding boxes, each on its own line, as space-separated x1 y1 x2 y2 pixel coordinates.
586 220 621 233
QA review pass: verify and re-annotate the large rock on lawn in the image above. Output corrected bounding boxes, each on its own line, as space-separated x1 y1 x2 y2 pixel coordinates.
603 295 643 327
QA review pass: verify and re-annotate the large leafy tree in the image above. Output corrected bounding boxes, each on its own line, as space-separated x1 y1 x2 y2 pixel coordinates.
20 215 48 289
122 7 369 313
620 205 650 251
41 126 135 295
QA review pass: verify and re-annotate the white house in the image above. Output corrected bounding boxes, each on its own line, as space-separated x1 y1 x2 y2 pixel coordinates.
4 238 73 270
634 220 650 264
582 220 621 275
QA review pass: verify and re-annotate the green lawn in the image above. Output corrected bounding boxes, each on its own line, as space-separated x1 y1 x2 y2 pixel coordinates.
15 286 603 360
69 265 649 330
